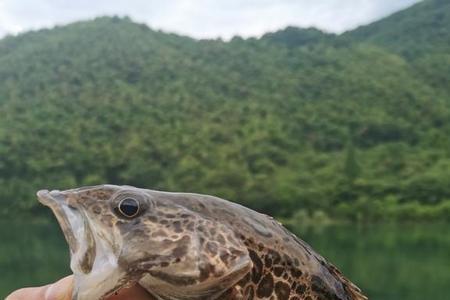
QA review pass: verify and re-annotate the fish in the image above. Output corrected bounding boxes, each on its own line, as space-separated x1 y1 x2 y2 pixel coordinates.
37 184 368 300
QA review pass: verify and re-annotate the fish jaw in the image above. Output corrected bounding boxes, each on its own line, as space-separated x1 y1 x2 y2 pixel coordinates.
72 232 128 300
37 189 131 300
37 190 82 258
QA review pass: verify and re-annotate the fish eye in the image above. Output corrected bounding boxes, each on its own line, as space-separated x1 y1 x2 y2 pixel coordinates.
117 198 140 218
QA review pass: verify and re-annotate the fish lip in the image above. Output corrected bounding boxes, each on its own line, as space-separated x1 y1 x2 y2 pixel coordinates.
37 189 80 254
37 189 97 274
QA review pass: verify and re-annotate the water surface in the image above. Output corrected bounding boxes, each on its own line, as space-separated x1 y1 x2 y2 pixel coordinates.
1 218 449 299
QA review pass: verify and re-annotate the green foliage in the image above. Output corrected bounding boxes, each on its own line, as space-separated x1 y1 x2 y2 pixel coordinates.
261 27 336 48
347 0 450 59
0 0 449 222
344 134 361 182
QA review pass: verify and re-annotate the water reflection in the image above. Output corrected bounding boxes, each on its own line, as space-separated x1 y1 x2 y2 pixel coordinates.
293 223 450 300
0 217 70 297
1 218 449 299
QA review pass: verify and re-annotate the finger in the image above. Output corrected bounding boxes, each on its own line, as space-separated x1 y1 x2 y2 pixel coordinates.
5 275 73 300
6 285 50 300
5 276 153 300
106 284 154 300
44 275 74 300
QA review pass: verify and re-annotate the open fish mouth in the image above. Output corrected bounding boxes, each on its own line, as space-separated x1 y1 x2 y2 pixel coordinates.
37 190 96 274
38 188 130 300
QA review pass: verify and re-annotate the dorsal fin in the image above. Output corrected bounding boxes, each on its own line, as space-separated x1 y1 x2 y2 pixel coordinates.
327 263 368 300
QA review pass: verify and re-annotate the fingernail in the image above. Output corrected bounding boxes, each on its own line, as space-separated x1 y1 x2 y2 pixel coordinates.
45 276 73 300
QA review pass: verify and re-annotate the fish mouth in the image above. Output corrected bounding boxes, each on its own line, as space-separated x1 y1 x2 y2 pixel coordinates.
37 189 96 274
38 188 131 300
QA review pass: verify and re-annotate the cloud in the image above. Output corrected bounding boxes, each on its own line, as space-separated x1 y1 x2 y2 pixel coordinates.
0 0 422 39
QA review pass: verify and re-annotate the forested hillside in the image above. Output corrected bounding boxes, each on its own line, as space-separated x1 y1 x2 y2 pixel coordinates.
0 0 449 222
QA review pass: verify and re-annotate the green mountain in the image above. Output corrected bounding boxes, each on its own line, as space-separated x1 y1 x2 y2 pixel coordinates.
347 0 450 58
0 1 449 222
347 0 450 95
261 26 338 48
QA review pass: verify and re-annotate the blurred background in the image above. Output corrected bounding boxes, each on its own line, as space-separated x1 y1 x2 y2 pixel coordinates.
0 0 449 299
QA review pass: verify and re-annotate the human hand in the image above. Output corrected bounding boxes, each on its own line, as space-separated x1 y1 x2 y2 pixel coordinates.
6 275 153 300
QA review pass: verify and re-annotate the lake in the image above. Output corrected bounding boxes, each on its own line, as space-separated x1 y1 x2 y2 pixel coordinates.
1 218 449 299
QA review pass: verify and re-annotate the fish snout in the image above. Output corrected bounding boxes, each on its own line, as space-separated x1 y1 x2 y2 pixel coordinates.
37 189 80 208
37 189 65 203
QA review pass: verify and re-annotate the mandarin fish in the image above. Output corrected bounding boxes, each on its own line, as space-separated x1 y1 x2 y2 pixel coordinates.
38 185 367 300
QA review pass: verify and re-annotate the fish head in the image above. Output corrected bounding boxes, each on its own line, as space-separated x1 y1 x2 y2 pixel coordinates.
38 185 251 300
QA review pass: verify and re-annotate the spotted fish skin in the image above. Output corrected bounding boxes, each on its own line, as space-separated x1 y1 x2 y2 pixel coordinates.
37 185 368 300
157 191 368 300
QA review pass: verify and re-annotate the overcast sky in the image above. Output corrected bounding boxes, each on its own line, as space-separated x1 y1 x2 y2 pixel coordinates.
0 0 421 39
